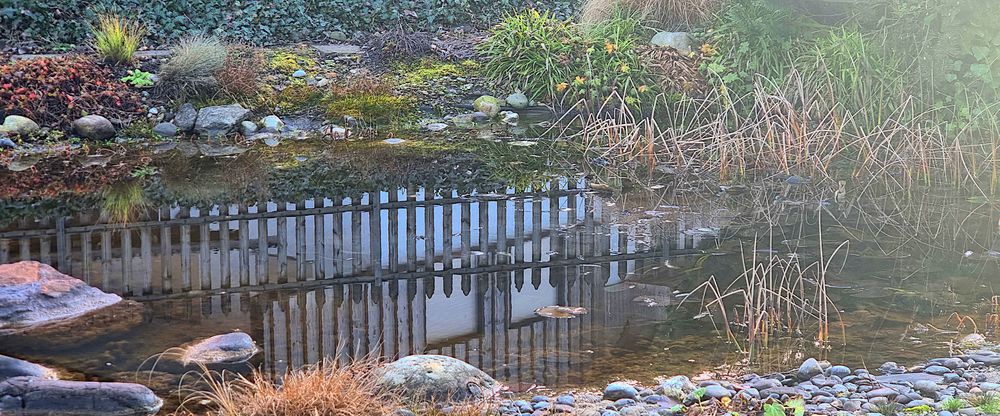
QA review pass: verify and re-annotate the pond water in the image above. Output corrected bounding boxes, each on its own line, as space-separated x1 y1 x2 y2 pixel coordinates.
2 140 1000 408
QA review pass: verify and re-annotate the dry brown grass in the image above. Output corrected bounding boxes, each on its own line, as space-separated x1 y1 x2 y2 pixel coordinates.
217 44 267 101
580 0 723 29
177 359 397 416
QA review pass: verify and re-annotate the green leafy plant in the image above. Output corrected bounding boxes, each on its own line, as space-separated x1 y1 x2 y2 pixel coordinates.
92 13 145 64
971 392 1000 415
872 400 902 416
763 403 785 416
941 397 967 412
576 7 656 106
158 35 227 98
700 0 806 94
691 387 707 401
121 69 154 87
479 9 581 100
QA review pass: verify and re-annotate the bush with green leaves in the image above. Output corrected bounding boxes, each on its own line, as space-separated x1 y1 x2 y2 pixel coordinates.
0 0 578 49
479 10 581 100
699 0 807 94
480 8 654 106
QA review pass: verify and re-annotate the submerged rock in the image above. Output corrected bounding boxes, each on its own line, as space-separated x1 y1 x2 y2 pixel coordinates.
0 377 162 415
239 120 258 136
0 115 40 137
179 331 258 365
0 261 122 332
0 355 57 381
194 104 250 138
72 115 116 140
378 355 502 402
500 111 519 126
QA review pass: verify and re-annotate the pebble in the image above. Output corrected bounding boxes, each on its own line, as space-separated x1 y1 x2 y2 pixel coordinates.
603 382 639 401
797 358 823 381
292 69 307 78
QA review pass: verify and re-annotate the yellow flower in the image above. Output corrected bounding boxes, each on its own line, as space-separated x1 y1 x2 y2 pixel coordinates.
604 42 616 54
619 63 630 73
555 82 568 92
574 76 586 86
700 43 717 55
720 396 732 409
638 85 648 93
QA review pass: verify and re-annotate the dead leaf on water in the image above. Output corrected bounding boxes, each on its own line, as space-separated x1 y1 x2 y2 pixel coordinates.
535 305 588 319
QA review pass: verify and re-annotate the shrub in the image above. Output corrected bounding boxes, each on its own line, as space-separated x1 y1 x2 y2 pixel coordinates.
179 359 397 416
0 55 144 128
158 36 227 98
217 44 267 101
479 10 581 100
700 0 806 94
576 8 656 106
92 13 145 64
580 0 720 30
363 25 433 68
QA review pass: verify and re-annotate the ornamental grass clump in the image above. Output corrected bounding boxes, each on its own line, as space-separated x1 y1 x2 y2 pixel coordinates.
580 0 721 30
479 10 580 100
178 359 397 416
158 36 227 98
92 13 146 64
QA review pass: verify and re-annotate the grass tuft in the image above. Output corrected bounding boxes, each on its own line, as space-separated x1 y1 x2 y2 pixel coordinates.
92 13 145 64
158 36 228 98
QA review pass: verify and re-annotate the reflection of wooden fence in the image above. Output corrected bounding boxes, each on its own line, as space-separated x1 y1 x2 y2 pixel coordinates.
253 257 673 385
1 180 596 295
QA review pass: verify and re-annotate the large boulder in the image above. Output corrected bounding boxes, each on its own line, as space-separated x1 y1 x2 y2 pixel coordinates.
0 261 122 332
650 31 693 54
173 103 197 132
0 355 57 382
194 104 251 138
377 355 502 403
71 115 116 140
0 115 40 137
0 377 162 415
179 332 259 365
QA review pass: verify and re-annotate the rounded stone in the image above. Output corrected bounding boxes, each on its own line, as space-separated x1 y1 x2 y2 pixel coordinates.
473 95 501 117
72 115 116 140
0 261 122 331
152 122 178 138
506 91 529 109
180 332 258 365
0 377 162 415
603 382 639 401
0 355 57 381
797 358 823 381
827 365 851 378
0 115 40 136
377 355 501 402
650 31 693 54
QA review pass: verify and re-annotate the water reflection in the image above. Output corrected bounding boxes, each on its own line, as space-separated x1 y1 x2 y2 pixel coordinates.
0 178 734 389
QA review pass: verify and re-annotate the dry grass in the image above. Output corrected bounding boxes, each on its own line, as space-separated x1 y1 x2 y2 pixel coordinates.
555 70 1000 195
216 44 267 101
158 36 228 98
580 0 723 29
177 359 397 416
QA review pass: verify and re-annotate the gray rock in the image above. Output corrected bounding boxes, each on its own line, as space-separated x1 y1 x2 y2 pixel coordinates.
311 44 362 56
0 137 16 149
0 261 122 331
194 104 251 138
260 115 285 133
72 115 116 140
423 122 448 132
925 365 951 375
152 122 178 138
878 361 905 375
174 103 198 132
603 382 639 401
0 355 57 381
180 332 258 365
0 115 40 136
866 387 900 399
798 358 823 381
500 110 519 126
291 69 307 78
828 365 851 378
377 355 501 402
958 333 987 349
703 385 731 399
506 91 529 109
659 375 695 399
0 376 162 415
912 380 941 396
239 121 258 136
473 95 501 117
650 31 693 54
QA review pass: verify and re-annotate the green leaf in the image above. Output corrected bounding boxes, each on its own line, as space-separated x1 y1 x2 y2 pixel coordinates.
971 63 993 81
764 403 786 416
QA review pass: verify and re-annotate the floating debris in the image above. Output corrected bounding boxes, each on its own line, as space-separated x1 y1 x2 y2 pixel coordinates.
509 140 537 147
535 305 588 319
632 295 672 307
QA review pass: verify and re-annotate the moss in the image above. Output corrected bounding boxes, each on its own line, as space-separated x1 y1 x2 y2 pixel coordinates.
269 50 318 75
276 84 325 114
323 93 416 125
397 59 480 85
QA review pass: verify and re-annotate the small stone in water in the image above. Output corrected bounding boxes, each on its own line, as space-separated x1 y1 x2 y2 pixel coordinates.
384 138 406 145
535 305 588 318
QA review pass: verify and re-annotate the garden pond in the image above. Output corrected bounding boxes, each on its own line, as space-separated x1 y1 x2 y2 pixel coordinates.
1 138 999 410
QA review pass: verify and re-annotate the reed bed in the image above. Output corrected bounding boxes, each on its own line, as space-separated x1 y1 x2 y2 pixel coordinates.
554 71 1000 194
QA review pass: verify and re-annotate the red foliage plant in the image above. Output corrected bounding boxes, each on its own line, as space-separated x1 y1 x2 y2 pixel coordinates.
0 55 144 128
